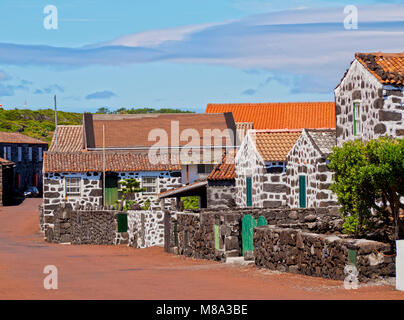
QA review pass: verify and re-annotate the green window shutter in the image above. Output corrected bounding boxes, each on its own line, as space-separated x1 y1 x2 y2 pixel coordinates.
214 224 220 250
117 213 128 232
246 177 252 207
299 175 306 208
105 174 119 206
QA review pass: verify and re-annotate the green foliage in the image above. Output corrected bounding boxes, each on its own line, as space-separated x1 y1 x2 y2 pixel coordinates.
119 178 145 211
328 137 404 238
141 199 151 210
0 108 82 143
96 107 194 114
181 196 199 210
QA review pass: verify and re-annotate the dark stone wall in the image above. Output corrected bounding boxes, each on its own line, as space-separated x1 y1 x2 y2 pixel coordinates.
254 226 395 282
45 205 118 245
167 207 344 262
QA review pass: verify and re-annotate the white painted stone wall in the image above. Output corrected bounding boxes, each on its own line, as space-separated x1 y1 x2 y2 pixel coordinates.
286 131 337 208
335 59 404 146
235 133 287 208
42 170 181 230
127 210 165 248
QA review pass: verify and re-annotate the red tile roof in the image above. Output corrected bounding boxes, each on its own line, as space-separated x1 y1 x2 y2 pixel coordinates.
206 102 335 130
49 125 83 152
253 130 301 162
0 131 48 144
207 151 236 181
44 152 181 173
87 113 237 149
356 52 404 85
0 157 14 166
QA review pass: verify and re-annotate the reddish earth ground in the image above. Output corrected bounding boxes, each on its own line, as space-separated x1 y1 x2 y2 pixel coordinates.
0 198 404 300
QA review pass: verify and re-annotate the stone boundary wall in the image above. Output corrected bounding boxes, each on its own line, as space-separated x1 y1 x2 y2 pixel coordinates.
127 210 165 248
44 205 118 245
254 225 395 282
167 207 344 262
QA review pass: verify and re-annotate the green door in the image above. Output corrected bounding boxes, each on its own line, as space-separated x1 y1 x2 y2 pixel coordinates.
117 213 128 232
257 216 268 227
242 214 256 255
105 173 119 206
299 175 306 208
246 177 252 207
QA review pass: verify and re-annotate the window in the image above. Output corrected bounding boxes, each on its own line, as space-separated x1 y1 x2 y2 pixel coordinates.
197 164 214 174
38 147 42 162
142 176 157 194
265 162 286 173
28 147 32 161
65 177 81 197
3 146 11 160
18 147 22 162
353 102 361 136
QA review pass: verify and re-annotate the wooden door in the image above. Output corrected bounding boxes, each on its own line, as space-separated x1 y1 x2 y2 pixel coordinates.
105 173 118 206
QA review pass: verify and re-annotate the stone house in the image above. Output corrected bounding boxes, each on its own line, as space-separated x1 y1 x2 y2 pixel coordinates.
235 129 301 208
286 129 337 208
158 151 237 209
43 113 237 216
0 131 48 194
0 157 14 205
335 52 404 146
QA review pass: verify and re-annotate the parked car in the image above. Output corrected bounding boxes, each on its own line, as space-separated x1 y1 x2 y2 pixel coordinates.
24 186 39 198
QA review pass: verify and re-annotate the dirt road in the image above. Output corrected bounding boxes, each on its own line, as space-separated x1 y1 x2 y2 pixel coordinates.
0 198 403 300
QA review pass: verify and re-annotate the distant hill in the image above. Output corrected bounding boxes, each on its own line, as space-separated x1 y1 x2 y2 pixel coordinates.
0 107 194 144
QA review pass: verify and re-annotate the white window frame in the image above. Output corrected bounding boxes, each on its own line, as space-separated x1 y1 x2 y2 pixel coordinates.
353 101 362 136
142 176 158 194
18 147 22 162
65 177 81 197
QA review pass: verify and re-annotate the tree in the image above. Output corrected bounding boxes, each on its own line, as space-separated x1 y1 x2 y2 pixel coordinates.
95 107 110 114
328 137 404 239
118 178 145 211
181 196 199 210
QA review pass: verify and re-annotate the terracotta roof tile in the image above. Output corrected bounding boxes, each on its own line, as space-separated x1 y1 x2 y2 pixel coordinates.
0 131 47 145
49 125 83 152
206 102 335 130
207 151 236 181
0 157 14 165
44 152 181 173
253 130 301 162
356 52 404 85
88 113 237 149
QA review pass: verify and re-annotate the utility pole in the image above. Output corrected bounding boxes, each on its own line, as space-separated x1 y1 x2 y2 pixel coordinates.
54 95 58 152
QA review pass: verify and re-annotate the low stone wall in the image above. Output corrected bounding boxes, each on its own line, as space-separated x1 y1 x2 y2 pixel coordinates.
39 204 44 231
167 207 344 262
254 225 395 282
127 210 165 248
45 205 118 245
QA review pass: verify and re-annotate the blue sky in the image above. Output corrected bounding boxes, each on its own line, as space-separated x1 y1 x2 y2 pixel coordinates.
0 0 403 113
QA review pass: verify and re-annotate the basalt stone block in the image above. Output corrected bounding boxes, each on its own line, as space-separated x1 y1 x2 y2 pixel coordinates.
316 192 329 200
263 200 282 208
397 129 404 136
263 183 286 193
352 90 361 100
374 123 386 134
385 90 403 97
317 165 328 173
335 104 341 115
336 126 343 137
89 189 103 197
379 110 402 121
392 97 402 104
373 98 384 109
316 174 328 182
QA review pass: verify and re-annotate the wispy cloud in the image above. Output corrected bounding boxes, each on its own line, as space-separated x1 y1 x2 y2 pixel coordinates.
241 88 256 95
85 90 117 100
0 4 403 94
